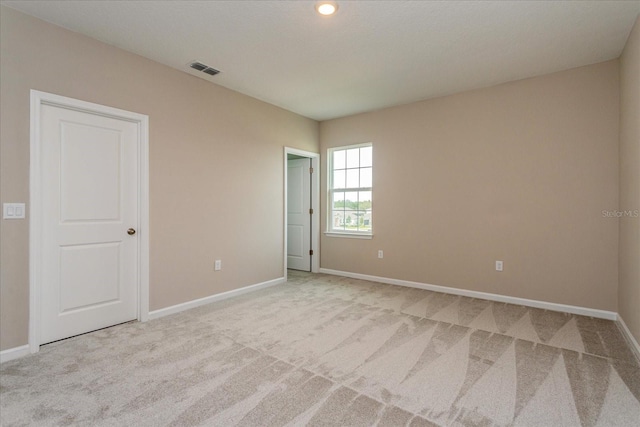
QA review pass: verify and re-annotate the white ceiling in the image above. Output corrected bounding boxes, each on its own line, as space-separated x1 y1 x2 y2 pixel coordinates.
3 1 639 121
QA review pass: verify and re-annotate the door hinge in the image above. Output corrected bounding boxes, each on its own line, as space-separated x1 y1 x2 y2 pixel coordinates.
309 167 314 174
309 250 314 256
309 208 314 215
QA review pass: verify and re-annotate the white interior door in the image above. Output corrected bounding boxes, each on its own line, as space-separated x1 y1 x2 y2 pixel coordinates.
40 103 138 344
287 158 311 271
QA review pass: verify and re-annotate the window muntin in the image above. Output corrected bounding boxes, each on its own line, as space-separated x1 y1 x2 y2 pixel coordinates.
328 144 372 234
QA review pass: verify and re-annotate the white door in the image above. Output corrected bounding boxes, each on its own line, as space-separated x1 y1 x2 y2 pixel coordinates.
40 103 139 344
287 158 311 271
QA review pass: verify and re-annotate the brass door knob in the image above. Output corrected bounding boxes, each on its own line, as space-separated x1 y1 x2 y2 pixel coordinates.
127 228 136 235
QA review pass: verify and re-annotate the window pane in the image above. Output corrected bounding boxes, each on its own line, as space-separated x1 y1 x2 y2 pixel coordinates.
343 192 358 213
346 148 360 168
349 210 366 230
360 210 372 230
346 169 359 188
344 209 356 229
360 167 372 188
333 150 346 169
332 210 345 230
350 210 363 229
333 170 345 189
359 191 372 210
360 146 372 167
332 191 345 209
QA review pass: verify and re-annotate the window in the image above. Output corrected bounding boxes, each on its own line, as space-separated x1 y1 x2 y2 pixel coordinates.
328 143 372 236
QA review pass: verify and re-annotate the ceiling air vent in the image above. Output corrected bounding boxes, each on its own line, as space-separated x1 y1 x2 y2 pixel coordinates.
202 67 220 76
189 60 220 76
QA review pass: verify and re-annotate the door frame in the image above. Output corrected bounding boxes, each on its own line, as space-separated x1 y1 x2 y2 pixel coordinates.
29 90 150 353
284 147 320 275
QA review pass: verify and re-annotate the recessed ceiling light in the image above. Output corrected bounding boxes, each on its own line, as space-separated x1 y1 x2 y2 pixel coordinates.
315 1 338 16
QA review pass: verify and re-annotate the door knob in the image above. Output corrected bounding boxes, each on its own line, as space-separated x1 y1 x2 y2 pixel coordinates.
127 228 136 235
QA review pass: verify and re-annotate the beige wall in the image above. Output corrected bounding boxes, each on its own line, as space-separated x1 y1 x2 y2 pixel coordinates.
619 14 640 344
320 60 620 312
0 7 319 351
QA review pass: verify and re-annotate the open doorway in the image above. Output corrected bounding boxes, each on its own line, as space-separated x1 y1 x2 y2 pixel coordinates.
284 148 320 275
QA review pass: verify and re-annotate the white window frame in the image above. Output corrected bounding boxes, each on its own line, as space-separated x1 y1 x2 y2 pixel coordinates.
326 143 373 239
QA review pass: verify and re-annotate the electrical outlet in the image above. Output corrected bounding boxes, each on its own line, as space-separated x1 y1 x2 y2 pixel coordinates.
496 260 503 272
214 260 222 271
378 250 383 259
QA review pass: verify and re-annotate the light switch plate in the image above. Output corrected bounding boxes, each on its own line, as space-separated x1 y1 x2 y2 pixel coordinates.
3 203 26 219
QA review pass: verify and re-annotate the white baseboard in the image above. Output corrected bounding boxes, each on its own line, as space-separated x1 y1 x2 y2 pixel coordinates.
319 268 617 320
618 315 640 362
0 345 30 364
148 277 286 320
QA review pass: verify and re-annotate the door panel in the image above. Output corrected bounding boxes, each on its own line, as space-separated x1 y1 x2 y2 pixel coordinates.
59 242 121 313
40 104 138 344
60 122 121 221
287 225 304 258
287 158 311 271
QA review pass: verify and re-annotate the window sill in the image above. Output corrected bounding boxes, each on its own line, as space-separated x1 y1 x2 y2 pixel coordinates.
324 232 373 240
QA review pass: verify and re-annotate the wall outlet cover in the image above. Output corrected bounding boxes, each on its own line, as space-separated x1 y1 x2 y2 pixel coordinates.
3 203 26 219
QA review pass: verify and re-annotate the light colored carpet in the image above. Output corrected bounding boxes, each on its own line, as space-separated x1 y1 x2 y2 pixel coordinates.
1 271 639 426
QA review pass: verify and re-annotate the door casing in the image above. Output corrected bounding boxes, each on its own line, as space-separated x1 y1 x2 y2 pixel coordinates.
284 147 320 275
29 90 150 353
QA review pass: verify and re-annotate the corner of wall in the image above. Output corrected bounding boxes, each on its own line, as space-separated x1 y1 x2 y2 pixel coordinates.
618 13 640 346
